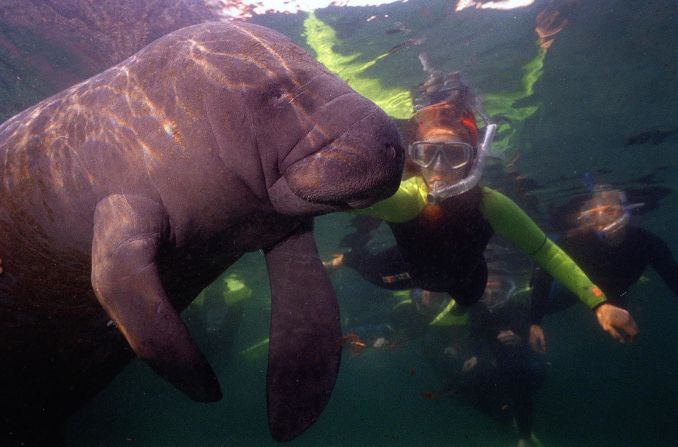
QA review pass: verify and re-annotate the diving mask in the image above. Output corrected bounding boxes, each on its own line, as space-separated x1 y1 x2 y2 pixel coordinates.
412 115 496 203
577 190 643 240
408 140 474 170
481 276 517 311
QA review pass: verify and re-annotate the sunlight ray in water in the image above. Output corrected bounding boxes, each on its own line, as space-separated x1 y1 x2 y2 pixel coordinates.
207 0 537 19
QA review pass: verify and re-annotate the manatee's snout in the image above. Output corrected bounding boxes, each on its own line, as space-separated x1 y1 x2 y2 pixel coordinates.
280 107 404 213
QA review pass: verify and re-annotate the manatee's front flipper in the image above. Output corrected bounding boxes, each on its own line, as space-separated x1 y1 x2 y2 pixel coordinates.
91 194 222 402
264 220 341 441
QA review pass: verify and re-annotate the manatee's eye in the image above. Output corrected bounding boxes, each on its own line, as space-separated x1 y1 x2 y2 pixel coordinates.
385 144 397 160
267 86 291 108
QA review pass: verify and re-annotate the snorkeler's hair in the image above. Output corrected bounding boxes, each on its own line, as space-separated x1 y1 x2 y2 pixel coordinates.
413 53 482 114
411 53 484 147
591 184 620 195
586 184 627 208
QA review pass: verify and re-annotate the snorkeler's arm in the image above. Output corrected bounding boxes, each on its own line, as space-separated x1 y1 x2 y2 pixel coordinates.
643 229 678 297
481 187 607 310
529 266 556 324
352 176 427 223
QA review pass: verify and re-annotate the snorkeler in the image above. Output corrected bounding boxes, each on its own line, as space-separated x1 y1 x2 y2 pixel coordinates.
336 230 545 445
326 56 638 343
529 186 678 353
460 283 545 447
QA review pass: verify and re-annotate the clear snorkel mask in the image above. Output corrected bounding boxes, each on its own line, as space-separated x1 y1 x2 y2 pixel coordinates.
408 112 497 203
481 275 517 312
577 189 644 241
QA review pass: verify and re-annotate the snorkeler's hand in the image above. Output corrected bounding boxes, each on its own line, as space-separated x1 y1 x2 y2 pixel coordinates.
529 324 546 354
496 330 521 346
462 356 478 373
594 303 639 343
321 253 345 271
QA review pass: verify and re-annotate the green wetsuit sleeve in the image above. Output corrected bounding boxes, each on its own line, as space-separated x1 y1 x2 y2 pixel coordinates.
482 187 607 309
352 176 427 223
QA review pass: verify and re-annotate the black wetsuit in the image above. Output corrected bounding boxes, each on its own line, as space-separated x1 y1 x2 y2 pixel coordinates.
530 226 678 324
343 187 493 306
455 299 546 440
380 278 544 440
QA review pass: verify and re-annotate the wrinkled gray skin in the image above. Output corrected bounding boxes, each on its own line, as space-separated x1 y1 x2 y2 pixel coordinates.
0 21 403 445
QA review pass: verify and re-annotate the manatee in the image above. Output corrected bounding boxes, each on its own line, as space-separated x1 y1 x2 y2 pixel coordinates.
0 21 403 444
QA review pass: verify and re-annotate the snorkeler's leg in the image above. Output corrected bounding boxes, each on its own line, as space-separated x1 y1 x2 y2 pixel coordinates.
505 346 547 444
344 245 417 290
340 215 382 249
448 257 487 307
325 216 382 271
513 395 534 442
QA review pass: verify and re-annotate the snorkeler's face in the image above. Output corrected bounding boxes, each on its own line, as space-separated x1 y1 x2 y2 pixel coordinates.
413 130 472 191
577 202 628 245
